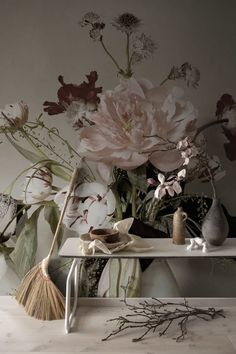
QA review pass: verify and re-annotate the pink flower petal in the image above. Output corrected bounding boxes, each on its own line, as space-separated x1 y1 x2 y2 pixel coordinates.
149 149 184 172
166 186 175 197
172 181 182 194
154 186 166 199
77 78 197 172
157 173 165 184
96 162 112 183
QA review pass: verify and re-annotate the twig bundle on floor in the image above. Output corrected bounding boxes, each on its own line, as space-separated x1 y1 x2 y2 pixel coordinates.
102 298 225 342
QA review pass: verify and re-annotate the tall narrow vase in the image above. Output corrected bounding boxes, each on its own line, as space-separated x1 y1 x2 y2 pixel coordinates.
201 198 229 246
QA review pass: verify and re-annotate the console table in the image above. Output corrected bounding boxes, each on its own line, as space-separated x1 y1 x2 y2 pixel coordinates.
59 237 236 334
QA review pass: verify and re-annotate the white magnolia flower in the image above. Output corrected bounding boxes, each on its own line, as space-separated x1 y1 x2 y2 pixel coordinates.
0 101 28 131
154 169 186 200
55 182 116 235
23 167 52 204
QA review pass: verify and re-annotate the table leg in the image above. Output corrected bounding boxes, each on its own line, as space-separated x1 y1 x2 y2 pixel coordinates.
65 258 79 333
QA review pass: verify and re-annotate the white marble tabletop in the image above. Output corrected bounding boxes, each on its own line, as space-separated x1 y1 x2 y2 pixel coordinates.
1 296 236 353
59 237 236 259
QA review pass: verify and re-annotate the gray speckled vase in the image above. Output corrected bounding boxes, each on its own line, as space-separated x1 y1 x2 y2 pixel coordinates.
202 198 229 246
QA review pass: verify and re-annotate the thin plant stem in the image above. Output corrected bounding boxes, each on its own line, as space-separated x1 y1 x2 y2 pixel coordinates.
162 213 202 232
207 167 217 198
193 119 229 141
159 77 169 86
126 33 130 67
27 122 96 180
131 185 137 218
20 128 47 158
27 121 81 159
125 33 132 77
26 131 72 169
4 159 71 195
111 187 123 220
100 37 124 75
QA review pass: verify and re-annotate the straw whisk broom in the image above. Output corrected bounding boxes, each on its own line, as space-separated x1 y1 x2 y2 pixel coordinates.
15 167 79 320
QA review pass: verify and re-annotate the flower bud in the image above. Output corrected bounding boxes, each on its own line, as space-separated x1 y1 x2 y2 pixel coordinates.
0 101 28 131
23 167 52 204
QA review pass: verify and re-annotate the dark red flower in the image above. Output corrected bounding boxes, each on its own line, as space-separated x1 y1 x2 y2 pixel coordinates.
216 93 236 161
216 93 235 117
43 71 102 115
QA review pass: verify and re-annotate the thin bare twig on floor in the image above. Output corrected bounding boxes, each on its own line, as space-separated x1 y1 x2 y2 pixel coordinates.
102 296 225 342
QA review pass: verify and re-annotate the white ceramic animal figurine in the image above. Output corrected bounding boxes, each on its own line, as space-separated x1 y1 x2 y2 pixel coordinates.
186 237 208 253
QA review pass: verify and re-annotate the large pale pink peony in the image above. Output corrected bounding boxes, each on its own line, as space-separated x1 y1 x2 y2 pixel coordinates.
78 78 197 176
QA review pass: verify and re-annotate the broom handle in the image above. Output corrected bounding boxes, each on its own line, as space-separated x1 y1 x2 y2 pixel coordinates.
47 167 80 259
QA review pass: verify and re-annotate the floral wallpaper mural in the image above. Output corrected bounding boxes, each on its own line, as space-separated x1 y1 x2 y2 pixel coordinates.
0 0 236 297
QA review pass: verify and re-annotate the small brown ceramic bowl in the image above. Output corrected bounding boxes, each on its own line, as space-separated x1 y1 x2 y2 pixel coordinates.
89 228 120 244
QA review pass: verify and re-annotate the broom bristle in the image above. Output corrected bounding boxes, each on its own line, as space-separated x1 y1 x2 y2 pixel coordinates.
15 262 65 320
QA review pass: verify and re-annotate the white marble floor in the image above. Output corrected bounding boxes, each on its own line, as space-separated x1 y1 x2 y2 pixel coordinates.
1 297 236 353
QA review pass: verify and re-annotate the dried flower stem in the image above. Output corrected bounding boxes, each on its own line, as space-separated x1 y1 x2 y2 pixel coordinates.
100 38 124 76
111 186 123 220
20 128 47 159
102 298 225 342
207 167 217 198
131 185 137 218
193 118 229 141
27 121 96 180
25 130 72 169
159 77 169 86
125 33 132 77
3 158 71 196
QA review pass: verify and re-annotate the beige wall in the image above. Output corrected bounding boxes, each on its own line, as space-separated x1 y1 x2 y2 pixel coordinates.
0 0 236 294
0 0 236 210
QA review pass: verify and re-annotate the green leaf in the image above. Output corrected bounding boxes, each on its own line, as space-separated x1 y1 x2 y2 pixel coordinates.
15 209 29 238
6 134 45 163
48 164 71 181
44 204 64 249
0 244 14 256
10 207 43 279
127 165 147 193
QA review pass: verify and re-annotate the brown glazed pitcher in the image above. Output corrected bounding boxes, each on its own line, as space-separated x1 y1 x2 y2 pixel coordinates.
172 207 188 245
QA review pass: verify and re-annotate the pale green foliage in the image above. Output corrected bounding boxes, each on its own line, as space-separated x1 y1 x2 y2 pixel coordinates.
10 207 43 279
